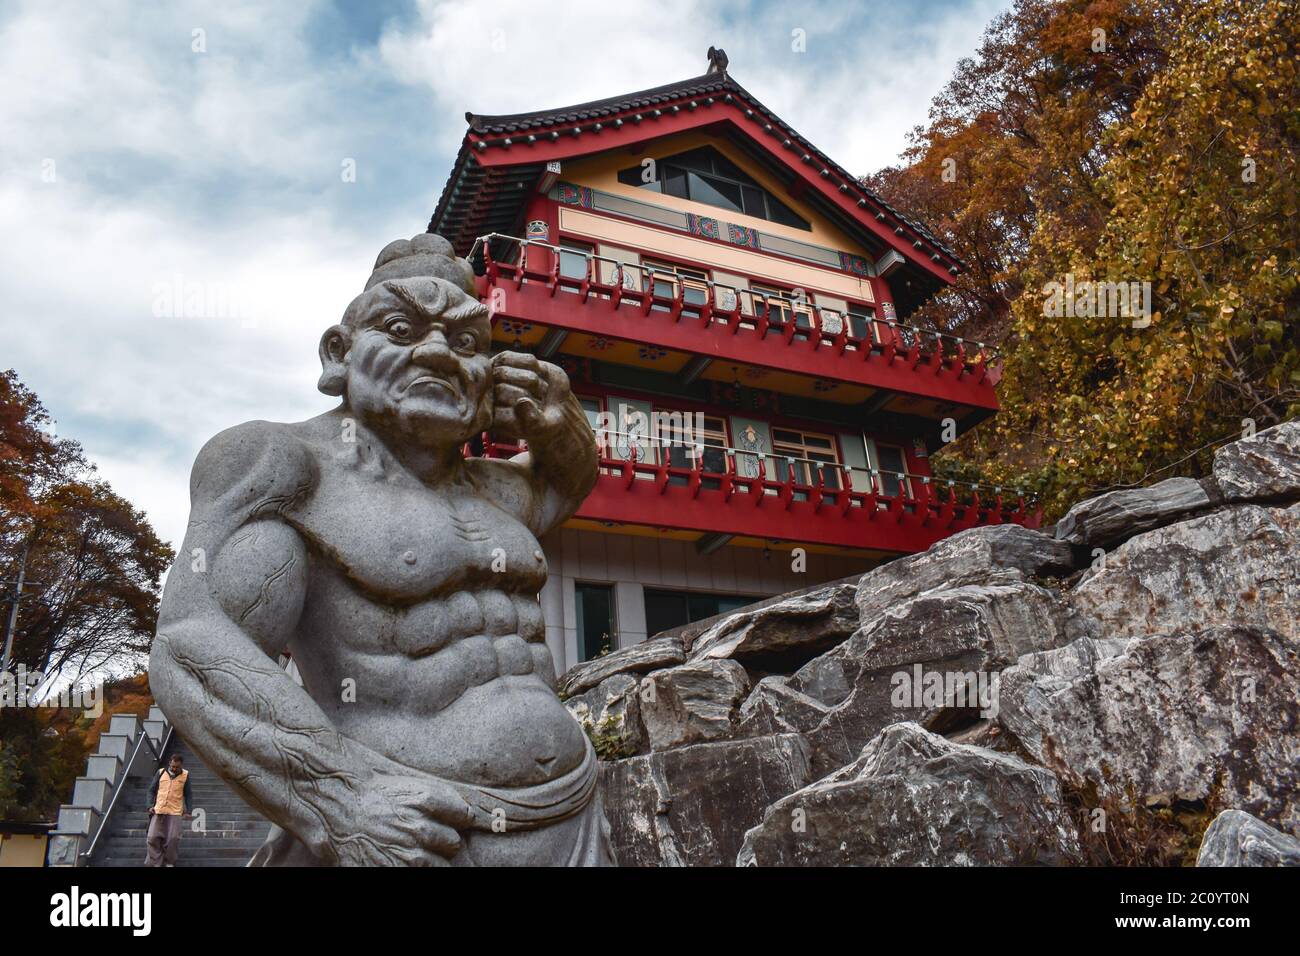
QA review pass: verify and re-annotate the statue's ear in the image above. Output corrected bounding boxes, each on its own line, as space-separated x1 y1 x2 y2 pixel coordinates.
317 325 350 396
472 380 494 436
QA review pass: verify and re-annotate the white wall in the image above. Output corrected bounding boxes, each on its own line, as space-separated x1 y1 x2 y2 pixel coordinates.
539 528 875 675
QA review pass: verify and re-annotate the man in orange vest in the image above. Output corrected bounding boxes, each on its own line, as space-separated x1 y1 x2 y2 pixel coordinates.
145 754 193 867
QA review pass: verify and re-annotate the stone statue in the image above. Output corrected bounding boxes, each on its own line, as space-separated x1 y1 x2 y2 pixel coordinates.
150 234 610 865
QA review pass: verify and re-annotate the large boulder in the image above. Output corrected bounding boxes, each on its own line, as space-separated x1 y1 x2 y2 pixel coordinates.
738 722 1081 866
1053 476 1215 549
563 673 647 758
1069 504 1299 643
1213 420 1300 503
1196 810 1300 867
789 580 1078 776
735 676 831 737
639 659 750 751
854 524 1076 631
601 733 812 867
688 580 858 668
998 626 1300 833
558 635 684 698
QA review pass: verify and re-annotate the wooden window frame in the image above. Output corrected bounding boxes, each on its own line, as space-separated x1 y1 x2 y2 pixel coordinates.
770 426 842 490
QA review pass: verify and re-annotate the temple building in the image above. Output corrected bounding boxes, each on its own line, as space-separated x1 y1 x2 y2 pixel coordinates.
429 53 1036 673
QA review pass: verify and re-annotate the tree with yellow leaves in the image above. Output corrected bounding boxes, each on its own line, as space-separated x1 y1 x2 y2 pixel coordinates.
994 0 1298 514
872 0 1298 517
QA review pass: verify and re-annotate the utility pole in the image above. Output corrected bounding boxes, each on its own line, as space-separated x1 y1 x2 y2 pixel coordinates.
1 539 30 678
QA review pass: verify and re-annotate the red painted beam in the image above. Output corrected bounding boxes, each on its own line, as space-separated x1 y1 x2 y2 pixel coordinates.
486 276 1000 411
576 473 1037 555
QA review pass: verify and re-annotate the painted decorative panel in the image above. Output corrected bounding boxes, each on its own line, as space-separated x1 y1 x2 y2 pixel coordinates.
729 416 774 479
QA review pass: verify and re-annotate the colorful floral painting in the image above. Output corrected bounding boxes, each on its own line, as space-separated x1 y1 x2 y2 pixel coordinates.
839 252 871 277
499 319 533 336
554 182 594 208
727 223 761 249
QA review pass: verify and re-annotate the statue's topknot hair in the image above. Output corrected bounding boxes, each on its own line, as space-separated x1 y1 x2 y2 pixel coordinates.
365 233 476 295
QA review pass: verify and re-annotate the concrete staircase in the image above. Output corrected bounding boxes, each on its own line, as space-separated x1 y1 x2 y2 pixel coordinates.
87 736 272 867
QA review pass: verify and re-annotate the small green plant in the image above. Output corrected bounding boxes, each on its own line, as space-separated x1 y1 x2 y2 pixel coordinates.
576 709 637 761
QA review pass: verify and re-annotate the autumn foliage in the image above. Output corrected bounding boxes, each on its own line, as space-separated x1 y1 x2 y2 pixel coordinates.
1 370 170 821
867 0 1299 516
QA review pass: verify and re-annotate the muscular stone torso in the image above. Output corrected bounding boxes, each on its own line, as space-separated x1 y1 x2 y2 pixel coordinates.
282 432 586 789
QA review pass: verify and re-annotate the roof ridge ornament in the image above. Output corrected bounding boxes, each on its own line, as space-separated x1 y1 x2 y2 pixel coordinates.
706 46 728 75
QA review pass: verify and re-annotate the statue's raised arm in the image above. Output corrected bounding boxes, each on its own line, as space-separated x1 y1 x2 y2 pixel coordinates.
150 234 610 867
475 349 599 536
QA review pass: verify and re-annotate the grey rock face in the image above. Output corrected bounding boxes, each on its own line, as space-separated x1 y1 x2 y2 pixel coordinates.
738 722 1081 866
854 524 1076 631
1213 420 1300 502
558 636 685 699
735 676 831 737
999 626 1300 832
564 674 647 758
149 234 609 866
601 734 812 866
792 581 1077 776
1069 504 1300 643
1196 810 1300 867
1053 476 1213 548
688 581 858 667
639 660 750 751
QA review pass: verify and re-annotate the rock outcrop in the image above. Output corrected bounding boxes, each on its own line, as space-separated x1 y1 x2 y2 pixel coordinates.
558 635 684 698
639 660 750 751
601 734 811 867
1068 503 1299 643
998 626 1300 833
558 421 1300 866
1213 420 1300 502
1053 476 1215 548
687 580 859 667
852 524 1076 631
1196 809 1300 867
564 673 647 758
738 723 1081 866
795 579 1077 776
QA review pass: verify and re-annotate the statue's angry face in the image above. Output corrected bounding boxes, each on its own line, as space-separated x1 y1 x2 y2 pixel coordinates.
320 277 493 445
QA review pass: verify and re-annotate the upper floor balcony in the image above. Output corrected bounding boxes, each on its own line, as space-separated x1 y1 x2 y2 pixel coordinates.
474 430 1041 556
472 234 1002 418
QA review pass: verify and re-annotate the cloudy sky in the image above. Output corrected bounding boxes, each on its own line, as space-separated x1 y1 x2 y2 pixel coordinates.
1 0 1007 552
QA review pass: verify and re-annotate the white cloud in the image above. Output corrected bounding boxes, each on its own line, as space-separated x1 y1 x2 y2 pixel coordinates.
0 0 1003 555
378 0 1006 170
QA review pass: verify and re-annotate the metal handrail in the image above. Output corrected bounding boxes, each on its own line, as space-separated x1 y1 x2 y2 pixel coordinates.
482 427 1031 500
469 232 997 358
80 722 173 865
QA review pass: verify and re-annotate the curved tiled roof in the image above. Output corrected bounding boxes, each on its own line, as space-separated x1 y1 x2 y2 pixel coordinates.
431 71 961 273
461 72 957 262
467 73 733 134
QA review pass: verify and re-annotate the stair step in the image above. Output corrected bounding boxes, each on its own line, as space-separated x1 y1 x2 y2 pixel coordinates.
86 734 273 868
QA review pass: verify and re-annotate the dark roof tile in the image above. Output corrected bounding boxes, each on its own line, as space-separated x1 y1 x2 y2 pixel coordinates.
441 71 960 265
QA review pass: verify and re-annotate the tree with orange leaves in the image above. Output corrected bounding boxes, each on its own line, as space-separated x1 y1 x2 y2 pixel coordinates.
868 0 1298 516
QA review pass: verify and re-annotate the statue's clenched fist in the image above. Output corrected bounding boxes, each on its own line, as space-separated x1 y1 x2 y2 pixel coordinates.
491 352 574 443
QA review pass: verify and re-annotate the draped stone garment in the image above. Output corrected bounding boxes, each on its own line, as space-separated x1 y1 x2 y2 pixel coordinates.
249 740 613 867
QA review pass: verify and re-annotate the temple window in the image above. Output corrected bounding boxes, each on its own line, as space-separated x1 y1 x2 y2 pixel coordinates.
618 146 811 231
